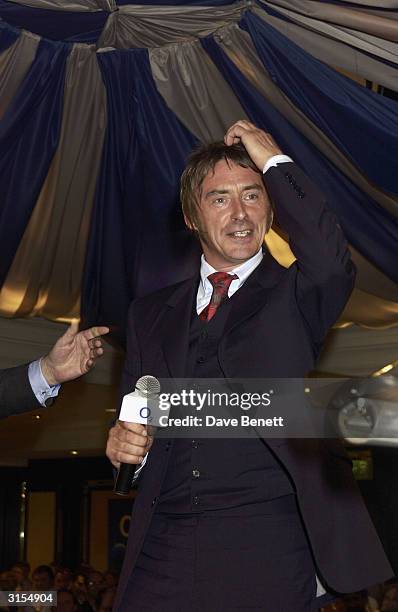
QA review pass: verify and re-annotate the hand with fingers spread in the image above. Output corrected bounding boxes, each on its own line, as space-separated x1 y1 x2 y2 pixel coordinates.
224 120 283 171
106 420 154 469
40 321 109 385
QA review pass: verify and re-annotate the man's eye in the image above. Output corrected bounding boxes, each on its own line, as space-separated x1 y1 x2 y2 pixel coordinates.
213 198 226 205
244 192 258 200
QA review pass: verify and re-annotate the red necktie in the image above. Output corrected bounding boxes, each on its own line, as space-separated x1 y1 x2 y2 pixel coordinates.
199 271 238 322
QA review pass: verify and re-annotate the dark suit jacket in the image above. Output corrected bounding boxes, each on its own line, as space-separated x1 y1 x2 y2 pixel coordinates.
115 163 392 606
0 364 40 418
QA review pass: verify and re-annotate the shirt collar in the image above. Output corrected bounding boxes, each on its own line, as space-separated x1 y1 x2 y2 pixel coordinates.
199 248 264 292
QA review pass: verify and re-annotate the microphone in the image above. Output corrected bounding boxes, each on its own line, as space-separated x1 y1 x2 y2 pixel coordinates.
114 375 161 496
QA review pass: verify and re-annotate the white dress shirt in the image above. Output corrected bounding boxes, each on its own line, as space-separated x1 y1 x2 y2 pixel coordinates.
196 249 263 315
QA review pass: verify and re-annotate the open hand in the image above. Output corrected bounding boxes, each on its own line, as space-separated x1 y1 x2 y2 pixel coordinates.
41 321 109 385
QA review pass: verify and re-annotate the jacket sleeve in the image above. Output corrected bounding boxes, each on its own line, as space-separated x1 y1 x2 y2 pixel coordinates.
263 162 356 347
0 364 41 419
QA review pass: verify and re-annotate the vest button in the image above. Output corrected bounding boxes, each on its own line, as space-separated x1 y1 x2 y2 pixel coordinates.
200 331 208 340
151 497 157 506
193 496 200 505
192 439 199 449
197 356 205 364
192 469 200 478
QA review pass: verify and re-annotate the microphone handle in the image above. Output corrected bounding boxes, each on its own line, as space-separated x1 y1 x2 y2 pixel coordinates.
114 462 137 496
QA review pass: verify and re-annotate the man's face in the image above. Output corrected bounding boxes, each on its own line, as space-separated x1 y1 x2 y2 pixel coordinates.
54 571 71 591
56 591 77 612
186 160 272 271
32 571 52 590
88 571 104 595
10 566 23 584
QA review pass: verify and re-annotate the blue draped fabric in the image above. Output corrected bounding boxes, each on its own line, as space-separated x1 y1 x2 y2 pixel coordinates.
242 11 398 196
81 49 198 342
0 19 19 51
201 33 398 284
0 0 108 43
0 31 69 286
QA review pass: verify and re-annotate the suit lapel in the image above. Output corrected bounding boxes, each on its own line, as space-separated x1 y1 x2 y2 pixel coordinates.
223 251 285 336
161 276 199 378
160 251 285 376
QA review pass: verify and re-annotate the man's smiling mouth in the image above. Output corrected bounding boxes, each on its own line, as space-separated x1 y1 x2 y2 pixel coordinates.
227 230 253 238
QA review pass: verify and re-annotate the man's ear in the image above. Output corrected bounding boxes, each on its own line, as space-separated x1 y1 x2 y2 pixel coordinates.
265 198 274 233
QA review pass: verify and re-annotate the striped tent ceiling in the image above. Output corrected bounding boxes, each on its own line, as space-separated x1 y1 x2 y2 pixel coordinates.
0 0 397 338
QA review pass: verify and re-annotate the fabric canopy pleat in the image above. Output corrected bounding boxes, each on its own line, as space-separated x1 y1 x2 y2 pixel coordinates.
0 33 69 287
149 40 248 143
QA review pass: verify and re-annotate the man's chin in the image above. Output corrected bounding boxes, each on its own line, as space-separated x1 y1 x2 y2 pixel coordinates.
225 244 259 262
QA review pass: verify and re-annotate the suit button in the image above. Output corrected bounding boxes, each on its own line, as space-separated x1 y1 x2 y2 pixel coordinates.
192 469 200 478
165 441 171 451
299 190 305 198
193 496 200 505
200 331 208 340
197 356 205 364
151 497 157 506
192 439 199 449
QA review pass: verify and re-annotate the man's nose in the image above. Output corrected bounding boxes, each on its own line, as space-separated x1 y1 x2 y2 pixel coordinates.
230 198 247 221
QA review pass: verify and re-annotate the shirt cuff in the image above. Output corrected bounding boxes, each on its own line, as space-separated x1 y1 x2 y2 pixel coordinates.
132 452 148 483
263 155 294 174
28 359 61 407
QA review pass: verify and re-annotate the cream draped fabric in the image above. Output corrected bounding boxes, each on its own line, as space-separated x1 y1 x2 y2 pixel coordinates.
267 0 398 41
98 1 249 48
149 41 248 143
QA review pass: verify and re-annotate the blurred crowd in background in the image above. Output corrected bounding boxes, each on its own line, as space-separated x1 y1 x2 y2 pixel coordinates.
0 562 117 611
1 561 398 611
321 581 398 612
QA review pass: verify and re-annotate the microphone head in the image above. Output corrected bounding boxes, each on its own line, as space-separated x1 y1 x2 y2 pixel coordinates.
135 375 161 396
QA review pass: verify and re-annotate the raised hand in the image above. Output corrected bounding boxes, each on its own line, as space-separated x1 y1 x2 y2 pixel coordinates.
224 120 283 171
40 321 109 385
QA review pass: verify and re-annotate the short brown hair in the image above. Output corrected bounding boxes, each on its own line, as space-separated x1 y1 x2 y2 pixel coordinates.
180 142 260 229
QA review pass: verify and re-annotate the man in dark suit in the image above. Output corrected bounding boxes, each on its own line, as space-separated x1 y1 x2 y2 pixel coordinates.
106 120 392 610
0 321 109 418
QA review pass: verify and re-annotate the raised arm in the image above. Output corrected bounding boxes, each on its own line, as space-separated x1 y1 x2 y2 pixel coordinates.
225 120 355 345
